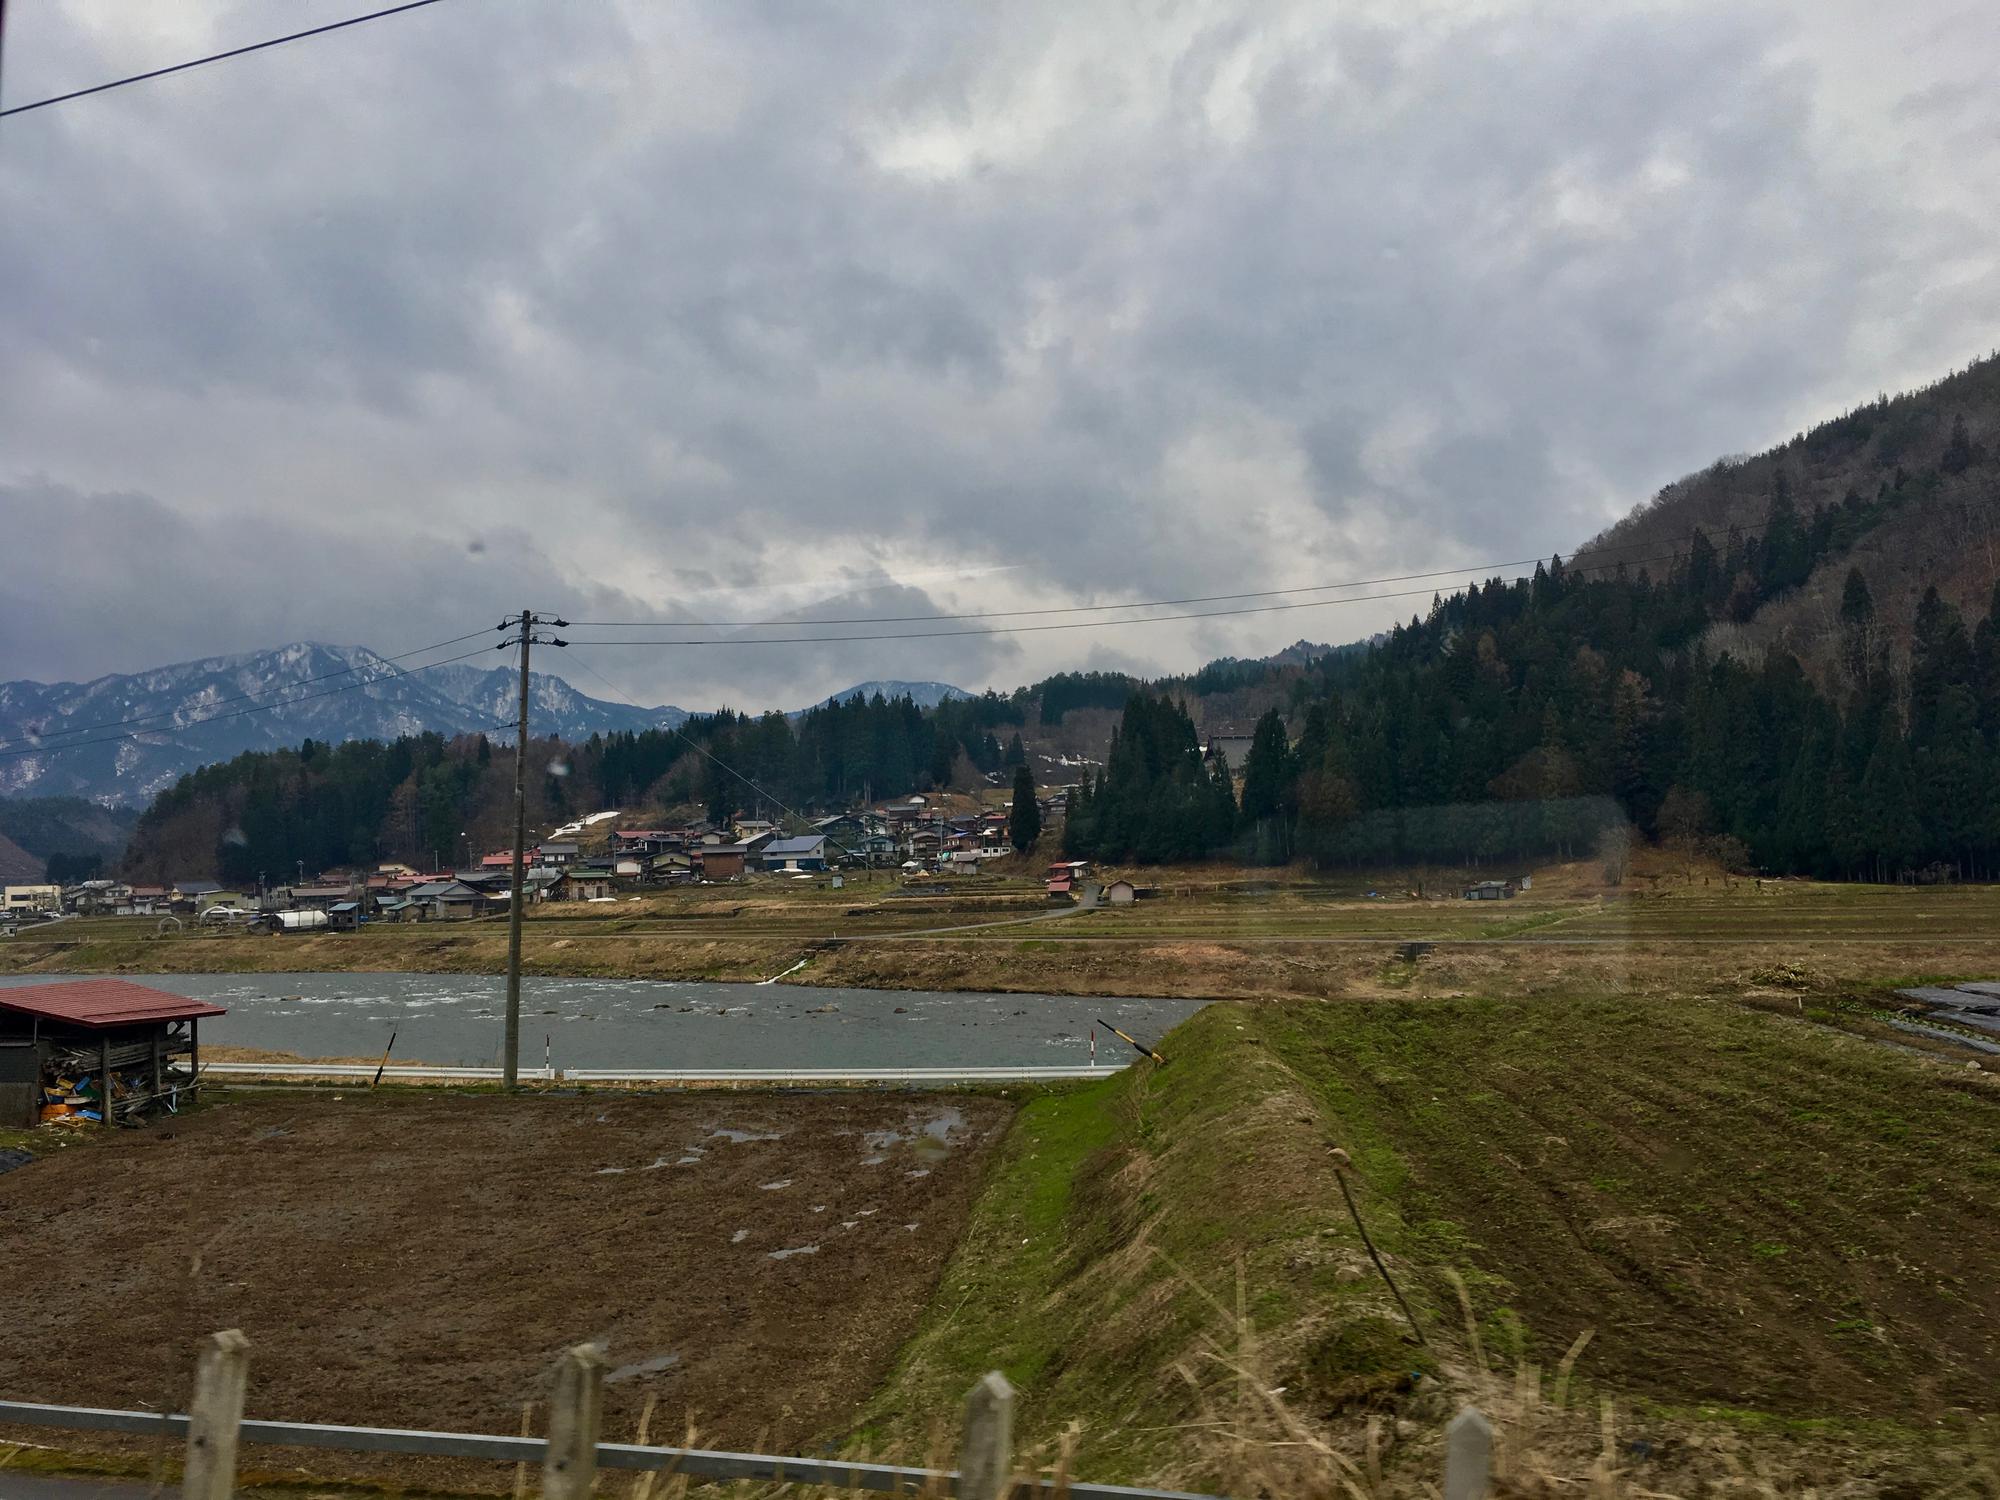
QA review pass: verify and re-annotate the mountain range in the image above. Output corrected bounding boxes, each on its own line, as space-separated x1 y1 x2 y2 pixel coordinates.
0 644 689 805
0 646 978 806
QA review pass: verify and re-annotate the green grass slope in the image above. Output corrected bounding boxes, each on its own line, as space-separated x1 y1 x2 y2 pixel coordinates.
863 995 2000 1494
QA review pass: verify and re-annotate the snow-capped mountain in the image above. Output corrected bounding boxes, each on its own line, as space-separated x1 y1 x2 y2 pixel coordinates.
803 680 974 711
0 643 687 805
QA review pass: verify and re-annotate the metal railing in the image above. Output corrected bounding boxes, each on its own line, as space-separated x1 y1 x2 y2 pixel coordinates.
0 1337 1222 1500
195 1062 1117 1084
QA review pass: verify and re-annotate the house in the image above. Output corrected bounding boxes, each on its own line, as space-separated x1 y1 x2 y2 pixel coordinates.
2 885 61 914
614 830 681 857
169 879 223 911
522 869 565 903
71 880 131 916
1046 859 1089 899
1463 879 1516 901
0 978 225 1127
695 844 748 882
740 829 778 858
535 841 580 866
375 897 419 922
407 879 495 920
289 885 351 912
853 833 900 865
563 863 617 901
123 885 170 916
480 852 518 871
646 851 694 882
760 835 828 873
732 820 777 843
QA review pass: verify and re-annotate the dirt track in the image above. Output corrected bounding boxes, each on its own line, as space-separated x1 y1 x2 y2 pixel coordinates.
0 1090 1012 1489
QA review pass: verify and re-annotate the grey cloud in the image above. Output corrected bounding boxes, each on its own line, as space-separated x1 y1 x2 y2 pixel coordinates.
1 0 1997 709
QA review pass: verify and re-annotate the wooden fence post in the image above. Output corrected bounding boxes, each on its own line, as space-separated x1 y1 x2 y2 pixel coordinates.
958 1371 1015 1500
182 1329 251 1500
540 1343 607 1500
1444 1405 1492 1500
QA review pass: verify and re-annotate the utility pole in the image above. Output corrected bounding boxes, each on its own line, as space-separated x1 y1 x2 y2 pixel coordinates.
496 609 567 1088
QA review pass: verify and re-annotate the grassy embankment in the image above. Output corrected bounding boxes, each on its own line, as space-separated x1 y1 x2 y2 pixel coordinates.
861 995 2000 1495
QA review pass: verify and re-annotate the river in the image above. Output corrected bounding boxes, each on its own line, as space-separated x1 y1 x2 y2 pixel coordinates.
0 973 1200 1071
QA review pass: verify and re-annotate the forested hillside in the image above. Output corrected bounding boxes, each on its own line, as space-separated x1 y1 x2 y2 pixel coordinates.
120 357 2000 885
1580 353 2000 692
122 692 1033 882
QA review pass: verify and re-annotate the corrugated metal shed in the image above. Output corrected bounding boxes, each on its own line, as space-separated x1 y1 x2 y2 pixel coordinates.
0 980 227 1029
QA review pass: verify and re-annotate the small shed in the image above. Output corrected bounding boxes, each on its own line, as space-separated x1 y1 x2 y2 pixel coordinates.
697 844 748 881
326 901 363 931
0 980 225 1128
1463 879 1515 900
1105 879 1138 905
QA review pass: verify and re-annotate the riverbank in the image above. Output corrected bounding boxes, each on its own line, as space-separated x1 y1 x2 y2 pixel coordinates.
6 901 2000 1010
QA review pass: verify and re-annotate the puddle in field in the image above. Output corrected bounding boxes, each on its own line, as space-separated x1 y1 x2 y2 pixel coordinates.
759 1179 793 1190
711 1127 786 1143
607 1352 681 1383
768 1245 819 1260
860 1106 970 1165
731 1229 750 1244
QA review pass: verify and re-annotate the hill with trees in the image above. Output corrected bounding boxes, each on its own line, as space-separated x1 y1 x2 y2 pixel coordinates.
1577 353 2000 695
115 356 2000 885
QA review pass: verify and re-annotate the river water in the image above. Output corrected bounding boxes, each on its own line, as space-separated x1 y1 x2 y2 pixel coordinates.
0 973 1200 1071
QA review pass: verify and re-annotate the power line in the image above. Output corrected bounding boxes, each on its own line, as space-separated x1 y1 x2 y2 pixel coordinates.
563 532 1715 630
0 643 499 762
563 545 1702 649
561 655 817 830
0 629 498 751
0 0 450 119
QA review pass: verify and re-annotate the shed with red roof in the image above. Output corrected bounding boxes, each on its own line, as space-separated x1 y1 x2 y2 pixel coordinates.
0 980 225 1129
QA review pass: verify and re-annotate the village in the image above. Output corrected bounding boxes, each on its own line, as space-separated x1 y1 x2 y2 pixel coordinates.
0 785 1087 931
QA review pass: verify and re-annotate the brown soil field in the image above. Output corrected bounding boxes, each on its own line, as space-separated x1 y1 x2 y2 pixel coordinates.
0 1090 1012 1491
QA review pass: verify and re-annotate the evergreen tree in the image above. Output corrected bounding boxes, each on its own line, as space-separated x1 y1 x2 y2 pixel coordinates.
1942 413 1976 475
1838 568 1881 696
1858 719 1920 882
1237 709 1293 830
1008 765 1042 853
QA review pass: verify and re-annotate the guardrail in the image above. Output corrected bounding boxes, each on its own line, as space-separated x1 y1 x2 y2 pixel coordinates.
0 1336 1223 1500
195 1062 1116 1085
558 1065 1117 1083
197 1062 559 1081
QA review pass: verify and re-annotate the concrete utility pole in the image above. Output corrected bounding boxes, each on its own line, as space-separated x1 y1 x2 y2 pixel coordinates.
505 607 531 1090
497 609 567 1088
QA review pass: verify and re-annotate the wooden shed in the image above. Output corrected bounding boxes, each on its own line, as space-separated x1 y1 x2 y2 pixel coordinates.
0 980 225 1128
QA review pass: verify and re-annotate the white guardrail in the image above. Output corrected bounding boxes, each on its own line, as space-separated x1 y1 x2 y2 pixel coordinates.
197 1062 1120 1084
199 1063 557 1081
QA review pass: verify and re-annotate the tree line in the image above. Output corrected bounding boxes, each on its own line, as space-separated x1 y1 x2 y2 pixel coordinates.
120 480 2000 884
1065 534 2000 880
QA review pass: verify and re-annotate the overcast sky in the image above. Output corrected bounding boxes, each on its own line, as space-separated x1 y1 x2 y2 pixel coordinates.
3 0 1996 711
